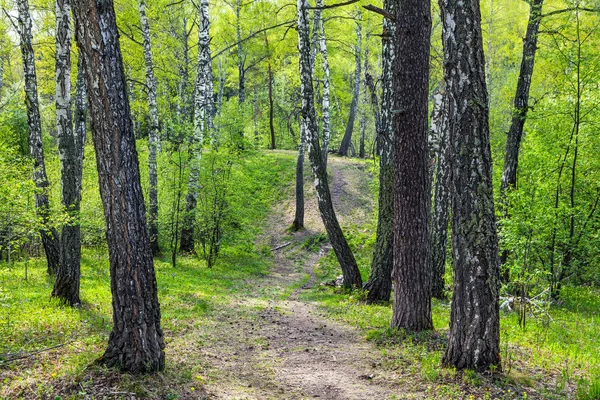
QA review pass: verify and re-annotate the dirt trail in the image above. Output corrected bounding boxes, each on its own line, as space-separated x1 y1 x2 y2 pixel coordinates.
200 156 419 400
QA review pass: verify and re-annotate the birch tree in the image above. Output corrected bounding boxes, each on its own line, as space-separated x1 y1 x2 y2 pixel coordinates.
315 0 332 164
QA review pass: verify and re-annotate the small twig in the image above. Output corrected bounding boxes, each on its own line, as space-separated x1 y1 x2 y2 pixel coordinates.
0 342 70 364
271 242 292 251
307 0 361 10
362 4 395 21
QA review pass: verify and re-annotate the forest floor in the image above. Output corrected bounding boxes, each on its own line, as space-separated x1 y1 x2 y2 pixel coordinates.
1 152 597 399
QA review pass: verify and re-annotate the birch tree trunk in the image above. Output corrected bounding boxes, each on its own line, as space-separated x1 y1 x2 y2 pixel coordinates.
338 17 361 157
390 0 433 332
236 0 245 104
265 35 276 149
429 89 451 300
440 0 501 371
71 0 165 373
315 0 332 165
139 0 160 255
297 0 362 288
16 0 60 275
181 0 213 253
52 0 84 306
358 42 369 159
363 1 394 304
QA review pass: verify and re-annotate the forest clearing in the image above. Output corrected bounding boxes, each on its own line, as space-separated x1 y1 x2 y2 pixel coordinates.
1 0 600 397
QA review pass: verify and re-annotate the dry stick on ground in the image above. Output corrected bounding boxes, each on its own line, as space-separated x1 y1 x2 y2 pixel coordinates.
271 242 292 251
0 342 71 364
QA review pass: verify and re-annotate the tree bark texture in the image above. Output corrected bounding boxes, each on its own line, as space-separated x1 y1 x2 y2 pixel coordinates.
236 0 245 104
71 0 165 372
139 0 161 255
16 0 60 275
390 0 433 332
181 0 213 253
429 90 451 300
52 0 85 306
440 0 501 371
363 1 395 304
338 18 361 157
292 120 305 231
266 35 276 149
297 0 362 288
315 0 332 165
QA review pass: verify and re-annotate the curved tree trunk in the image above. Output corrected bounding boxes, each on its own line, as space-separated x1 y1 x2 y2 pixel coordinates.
16 0 60 275
440 0 501 371
429 90 451 300
297 0 362 288
71 0 165 373
139 0 161 255
292 121 306 231
338 18 361 157
52 1 85 306
390 0 433 332
363 1 394 304
181 0 213 253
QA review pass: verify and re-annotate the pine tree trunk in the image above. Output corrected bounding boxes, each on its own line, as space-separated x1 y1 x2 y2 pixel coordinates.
499 0 543 274
338 19 362 157
440 0 501 371
181 0 213 253
292 121 305 231
315 0 332 165
139 0 160 255
53 1 85 306
297 0 362 288
16 0 60 275
429 90 451 300
363 2 395 304
71 0 165 373
390 0 433 332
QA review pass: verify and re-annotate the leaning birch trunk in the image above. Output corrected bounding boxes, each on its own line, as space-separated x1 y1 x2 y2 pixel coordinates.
292 120 306 231
338 15 362 157
180 0 212 253
429 89 451 300
315 0 332 165
297 0 362 288
440 0 501 371
139 0 160 255
16 0 60 275
363 1 395 304
71 0 164 372
52 0 84 306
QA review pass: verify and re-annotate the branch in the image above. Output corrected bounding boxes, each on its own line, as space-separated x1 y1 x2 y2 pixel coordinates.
307 0 361 10
2 8 19 33
0 342 71 364
362 4 395 21
271 242 291 251
542 7 599 18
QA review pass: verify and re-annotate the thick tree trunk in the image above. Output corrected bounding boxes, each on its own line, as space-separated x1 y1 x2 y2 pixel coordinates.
292 121 305 231
429 90 451 300
440 0 501 371
363 2 394 304
139 0 160 255
16 0 60 275
390 0 433 332
338 19 361 157
71 0 165 373
315 0 332 165
181 0 213 253
297 0 362 288
499 0 543 274
52 1 84 306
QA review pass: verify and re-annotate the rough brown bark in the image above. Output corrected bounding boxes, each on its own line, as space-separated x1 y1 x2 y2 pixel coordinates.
292 121 305 231
71 0 165 372
297 0 362 288
440 0 501 371
338 17 361 157
390 0 433 332
16 0 60 275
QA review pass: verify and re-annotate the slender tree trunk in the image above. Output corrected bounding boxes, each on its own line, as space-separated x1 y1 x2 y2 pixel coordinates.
315 0 332 165
266 35 276 149
297 0 362 288
181 0 212 253
52 1 85 306
292 121 305 231
71 0 165 373
390 0 433 332
253 85 259 144
499 0 544 274
338 18 362 157
236 0 245 104
16 0 60 275
358 42 368 159
217 57 225 115
429 89 451 300
363 2 394 304
440 0 501 371
139 0 160 255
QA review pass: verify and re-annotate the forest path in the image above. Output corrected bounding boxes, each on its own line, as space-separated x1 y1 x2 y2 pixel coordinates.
198 155 419 400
